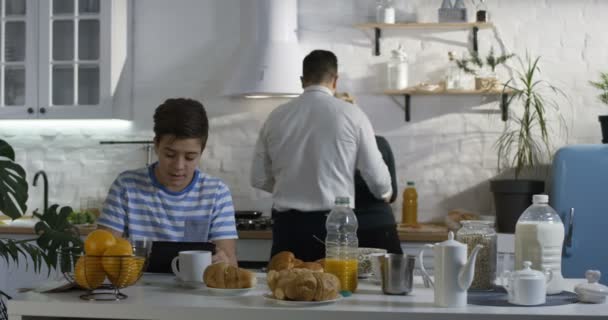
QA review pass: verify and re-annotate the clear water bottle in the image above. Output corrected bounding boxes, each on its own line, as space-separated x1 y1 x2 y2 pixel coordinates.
514 194 565 294
325 197 359 293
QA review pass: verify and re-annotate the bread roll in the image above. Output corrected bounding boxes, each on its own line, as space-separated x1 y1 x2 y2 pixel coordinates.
268 251 296 271
203 262 257 289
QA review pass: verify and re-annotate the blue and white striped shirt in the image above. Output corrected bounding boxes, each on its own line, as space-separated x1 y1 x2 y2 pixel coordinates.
98 164 238 242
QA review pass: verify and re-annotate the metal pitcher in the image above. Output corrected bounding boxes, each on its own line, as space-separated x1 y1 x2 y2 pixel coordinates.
376 253 417 295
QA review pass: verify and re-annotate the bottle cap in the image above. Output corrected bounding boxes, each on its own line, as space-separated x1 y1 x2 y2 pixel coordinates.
532 194 548 204
407 181 415 186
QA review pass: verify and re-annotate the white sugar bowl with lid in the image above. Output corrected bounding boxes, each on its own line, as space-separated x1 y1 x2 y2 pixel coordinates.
502 261 553 306
575 270 608 303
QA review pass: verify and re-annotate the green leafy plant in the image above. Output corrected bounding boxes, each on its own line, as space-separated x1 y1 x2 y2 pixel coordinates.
0 140 28 219
455 48 515 75
496 55 567 178
0 139 82 277
590 72 608 105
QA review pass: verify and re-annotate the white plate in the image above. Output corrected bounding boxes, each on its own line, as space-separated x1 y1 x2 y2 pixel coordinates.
263 293 342 306
175 277 206 289
206 286 253 296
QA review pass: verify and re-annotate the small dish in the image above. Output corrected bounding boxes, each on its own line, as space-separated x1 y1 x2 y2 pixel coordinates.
206 286 253 296
263 293 342 307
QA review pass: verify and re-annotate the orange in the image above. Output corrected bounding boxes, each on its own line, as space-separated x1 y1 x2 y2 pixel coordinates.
102 238 143 287
84 230 117 256
74 256 105 290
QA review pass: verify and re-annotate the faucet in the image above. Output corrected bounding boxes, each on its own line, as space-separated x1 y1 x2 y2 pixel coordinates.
33 170 48 215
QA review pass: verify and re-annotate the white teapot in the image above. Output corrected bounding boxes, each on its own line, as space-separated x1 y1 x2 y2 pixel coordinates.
502 261 553 306
418 231 483 307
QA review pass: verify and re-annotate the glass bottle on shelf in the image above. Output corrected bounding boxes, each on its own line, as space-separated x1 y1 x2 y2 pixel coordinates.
445 51 461 90
453 0 468 21
387 44 408 90
456 220 497 290
382 0 395 24
476 0 489 22
375 0 385 23
440 0 453 9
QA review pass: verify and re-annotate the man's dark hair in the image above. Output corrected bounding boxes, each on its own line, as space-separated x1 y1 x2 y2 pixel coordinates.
302 50 338 84
153 98 209 150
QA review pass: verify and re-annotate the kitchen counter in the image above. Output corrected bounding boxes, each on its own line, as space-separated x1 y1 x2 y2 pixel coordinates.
239 229 447 242
1 227 447 242
7 274 606 320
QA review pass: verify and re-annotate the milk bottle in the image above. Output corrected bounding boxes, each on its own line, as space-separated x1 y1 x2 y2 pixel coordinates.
514 194 565 294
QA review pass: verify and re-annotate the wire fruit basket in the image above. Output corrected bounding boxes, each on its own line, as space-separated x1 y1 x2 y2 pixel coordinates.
59 240 149 301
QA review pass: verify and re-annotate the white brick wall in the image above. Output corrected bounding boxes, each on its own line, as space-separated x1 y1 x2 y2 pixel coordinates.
1 0 607 222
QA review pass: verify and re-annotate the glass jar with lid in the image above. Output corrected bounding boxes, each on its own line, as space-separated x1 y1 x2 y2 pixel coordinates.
456 220 497 290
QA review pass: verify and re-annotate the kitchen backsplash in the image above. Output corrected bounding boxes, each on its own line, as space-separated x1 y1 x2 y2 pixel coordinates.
0 0 605 222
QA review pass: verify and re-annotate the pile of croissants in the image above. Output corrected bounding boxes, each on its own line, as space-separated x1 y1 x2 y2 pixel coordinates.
266 251 341 301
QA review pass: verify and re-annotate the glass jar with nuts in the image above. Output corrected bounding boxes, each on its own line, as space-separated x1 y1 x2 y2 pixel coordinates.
456 220 497 290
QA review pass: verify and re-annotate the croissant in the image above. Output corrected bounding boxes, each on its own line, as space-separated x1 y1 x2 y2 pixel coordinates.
268 251 296 271
203 262 257 289
267 268 340 301
269 251 324 272
295 261 324 272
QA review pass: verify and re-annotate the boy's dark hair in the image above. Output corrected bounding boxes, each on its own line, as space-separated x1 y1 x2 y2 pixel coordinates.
153 98 209 150
302 50 338 84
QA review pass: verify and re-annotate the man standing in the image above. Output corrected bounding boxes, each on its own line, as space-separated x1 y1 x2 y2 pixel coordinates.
251 50 392 261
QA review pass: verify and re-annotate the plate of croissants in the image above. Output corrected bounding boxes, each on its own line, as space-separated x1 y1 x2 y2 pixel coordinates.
202 262 258 296
264 251 342 306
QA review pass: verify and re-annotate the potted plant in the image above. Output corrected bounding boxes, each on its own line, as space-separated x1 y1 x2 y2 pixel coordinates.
589 72 608 143
0 139 82 314
455 47 514 90
490 55 567 233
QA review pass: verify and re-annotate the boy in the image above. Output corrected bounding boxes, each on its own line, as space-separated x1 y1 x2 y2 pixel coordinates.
98 98 237 265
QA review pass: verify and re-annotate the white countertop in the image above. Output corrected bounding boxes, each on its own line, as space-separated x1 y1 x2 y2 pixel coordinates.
7 274 607 320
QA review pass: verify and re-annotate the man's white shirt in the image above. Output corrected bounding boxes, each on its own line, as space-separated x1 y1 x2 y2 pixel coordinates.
250 85 392 211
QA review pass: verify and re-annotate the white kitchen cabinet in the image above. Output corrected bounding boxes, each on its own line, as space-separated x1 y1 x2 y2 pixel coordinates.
0 0 130 119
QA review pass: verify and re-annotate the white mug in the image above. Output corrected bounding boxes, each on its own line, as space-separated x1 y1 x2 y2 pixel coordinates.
171 250 212 283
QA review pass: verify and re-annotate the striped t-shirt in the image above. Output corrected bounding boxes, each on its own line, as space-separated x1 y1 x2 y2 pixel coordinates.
97 164 238 242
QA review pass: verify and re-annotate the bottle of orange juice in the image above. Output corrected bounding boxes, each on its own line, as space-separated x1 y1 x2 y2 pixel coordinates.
401 181 418 226
324 197 358 292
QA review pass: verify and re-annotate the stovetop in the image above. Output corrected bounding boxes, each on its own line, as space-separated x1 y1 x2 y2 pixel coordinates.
236 217 272 230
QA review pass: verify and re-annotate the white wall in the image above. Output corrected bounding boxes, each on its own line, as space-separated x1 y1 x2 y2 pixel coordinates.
1 0 606 223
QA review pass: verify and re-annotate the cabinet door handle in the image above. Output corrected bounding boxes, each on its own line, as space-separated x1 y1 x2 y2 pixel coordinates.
39 107 46 114
27 107 34 114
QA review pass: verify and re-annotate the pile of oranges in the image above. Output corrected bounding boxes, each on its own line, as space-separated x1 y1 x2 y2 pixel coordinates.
74 230 145 290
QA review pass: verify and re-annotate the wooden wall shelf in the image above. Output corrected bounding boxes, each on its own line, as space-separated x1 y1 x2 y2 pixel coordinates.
384 88 513 122
355 22 494 56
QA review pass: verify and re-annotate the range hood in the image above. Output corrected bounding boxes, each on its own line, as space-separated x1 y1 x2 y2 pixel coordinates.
224 0 302 98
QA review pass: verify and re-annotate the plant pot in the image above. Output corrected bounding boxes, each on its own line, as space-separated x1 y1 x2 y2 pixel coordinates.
599 115 608 144
475 76 498 90
490 179 545 233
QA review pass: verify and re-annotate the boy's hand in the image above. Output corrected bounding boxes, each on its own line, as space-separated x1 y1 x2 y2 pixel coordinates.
212 247 231 265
